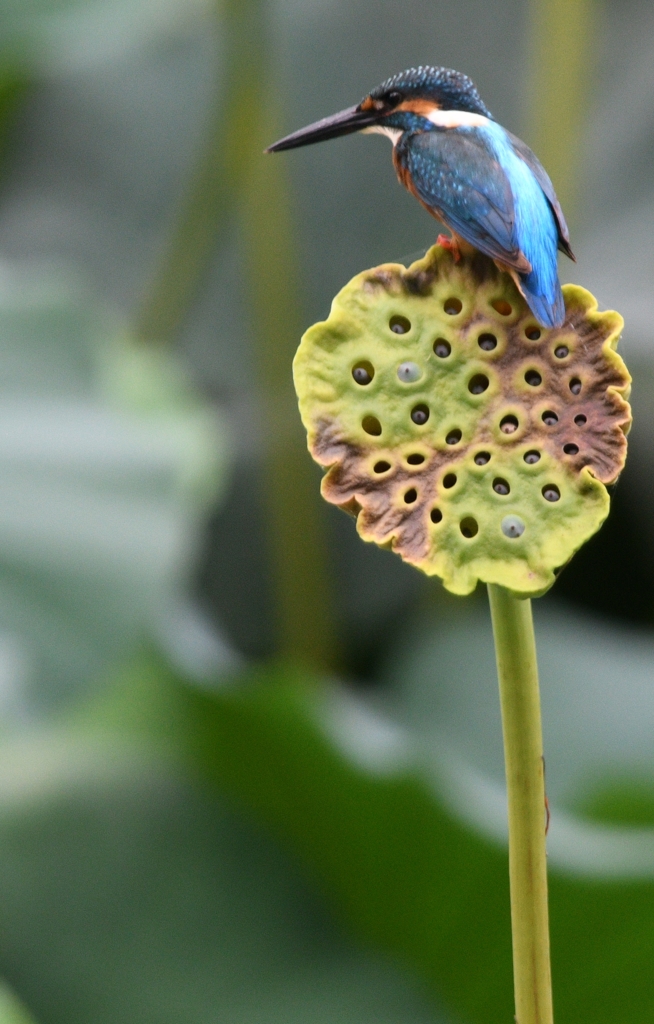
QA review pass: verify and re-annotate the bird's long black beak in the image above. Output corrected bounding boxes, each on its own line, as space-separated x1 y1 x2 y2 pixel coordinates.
265 104 379 152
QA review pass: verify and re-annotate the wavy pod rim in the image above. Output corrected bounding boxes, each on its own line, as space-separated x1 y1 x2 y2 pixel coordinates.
294 245 631 597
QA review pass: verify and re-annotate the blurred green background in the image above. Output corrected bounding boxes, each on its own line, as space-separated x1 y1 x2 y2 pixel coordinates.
0 1 652 1022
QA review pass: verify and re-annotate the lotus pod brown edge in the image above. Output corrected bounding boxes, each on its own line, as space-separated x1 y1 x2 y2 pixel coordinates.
294 244 631 597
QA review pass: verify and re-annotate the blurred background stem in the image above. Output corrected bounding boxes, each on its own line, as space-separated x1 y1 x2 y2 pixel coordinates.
135 0 336 669
525 0 596 223
488 585 553 1024
135 0 258 345
241 114 338 670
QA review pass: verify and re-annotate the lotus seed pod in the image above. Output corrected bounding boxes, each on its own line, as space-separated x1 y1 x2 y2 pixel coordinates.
294 245 631 597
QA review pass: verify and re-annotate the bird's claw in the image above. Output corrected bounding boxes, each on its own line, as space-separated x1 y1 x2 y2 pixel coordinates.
437 233 461 262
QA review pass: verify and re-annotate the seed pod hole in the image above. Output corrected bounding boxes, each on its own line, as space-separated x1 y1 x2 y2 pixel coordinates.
362 415 382 436
443 473 457 489
542 484 561 502
446 428 462 445
352 361 374 385
555 345 569 359
444 297 462 315
404 488 418 504
374 460 391 473
469 374 489 395
525 369 542 386
500 414 519 434
542 410 558 426
430 507 443 524
492 299 512 316
502 515 525 538
478 333 497 351
574 414 587 426
563 443 579 455
406 453 425 465
411 404 430 425
390 315 411 334
526 327 541 341
460 517 479 538
474 451 491 465
493 478 510 495
397 361 422 382
524 450 541 464
569 377 582 395
433 338 451 358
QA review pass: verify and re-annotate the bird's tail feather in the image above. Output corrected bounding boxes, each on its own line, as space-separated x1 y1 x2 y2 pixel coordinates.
518 270 565 329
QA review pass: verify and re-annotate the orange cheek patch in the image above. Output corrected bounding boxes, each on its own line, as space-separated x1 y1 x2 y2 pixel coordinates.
397 98 440 116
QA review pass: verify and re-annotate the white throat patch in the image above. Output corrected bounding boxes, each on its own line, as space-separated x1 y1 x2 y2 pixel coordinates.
361 124 402 146
427 108 490 129
361 108 490 145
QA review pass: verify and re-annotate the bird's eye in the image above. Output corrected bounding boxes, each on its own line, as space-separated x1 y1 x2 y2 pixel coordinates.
386 91 402 106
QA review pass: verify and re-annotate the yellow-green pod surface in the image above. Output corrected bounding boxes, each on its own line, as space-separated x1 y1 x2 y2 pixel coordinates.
294 246 631 596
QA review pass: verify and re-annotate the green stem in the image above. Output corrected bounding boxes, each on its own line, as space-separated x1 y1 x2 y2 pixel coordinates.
488 584 553 1024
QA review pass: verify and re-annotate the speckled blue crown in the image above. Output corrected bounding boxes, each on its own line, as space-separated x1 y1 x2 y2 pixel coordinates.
368 65 492 119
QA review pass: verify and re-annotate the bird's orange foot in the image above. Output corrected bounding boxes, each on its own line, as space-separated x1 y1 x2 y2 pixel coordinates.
437 233 461 262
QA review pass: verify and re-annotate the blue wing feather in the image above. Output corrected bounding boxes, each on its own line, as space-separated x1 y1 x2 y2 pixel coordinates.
401 128 527 269
398 125 566 328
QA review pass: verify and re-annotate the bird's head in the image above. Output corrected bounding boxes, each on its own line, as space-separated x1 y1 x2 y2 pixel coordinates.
266 66 492 153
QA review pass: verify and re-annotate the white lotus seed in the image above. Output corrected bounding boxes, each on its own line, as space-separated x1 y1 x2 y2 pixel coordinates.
397 361 422 383
501 515 525 539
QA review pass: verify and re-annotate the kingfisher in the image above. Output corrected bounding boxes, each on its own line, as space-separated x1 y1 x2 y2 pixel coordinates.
266 66 574 329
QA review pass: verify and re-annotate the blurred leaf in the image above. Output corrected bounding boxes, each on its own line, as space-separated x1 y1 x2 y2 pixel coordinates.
128 655 517 1024
0 263 229 712
0 64 31 168
82 633 654 1024
379 597 654 807
576 776 654 827
0 721 441 1024
0 982 38 1024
